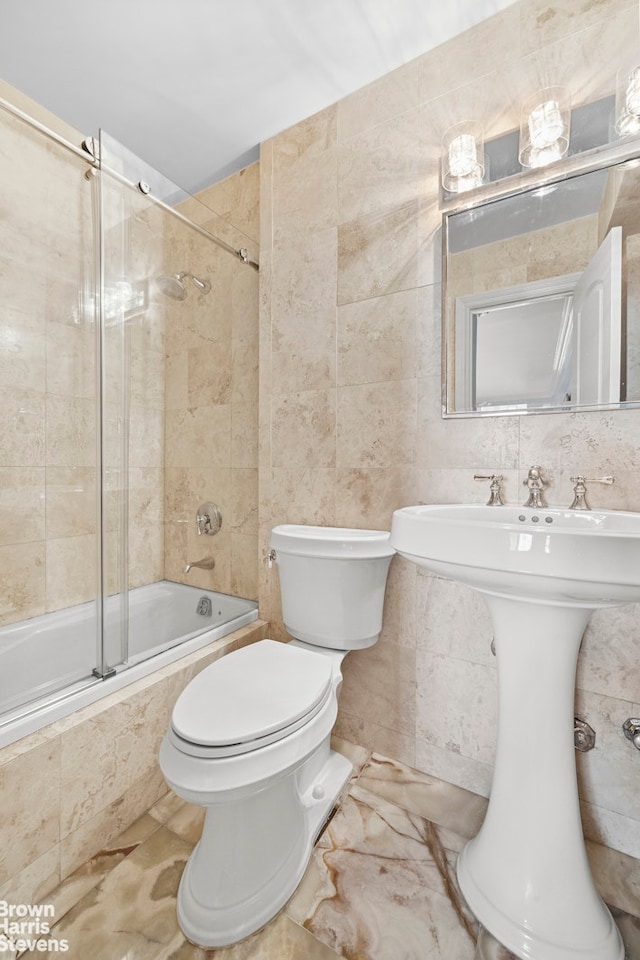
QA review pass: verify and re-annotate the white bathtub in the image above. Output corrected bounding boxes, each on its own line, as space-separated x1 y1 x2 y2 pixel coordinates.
0 580 257 749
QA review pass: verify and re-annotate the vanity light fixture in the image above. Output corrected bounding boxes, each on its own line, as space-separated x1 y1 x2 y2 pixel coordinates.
441 121 485 193
519 87 571 168
615 60 640 136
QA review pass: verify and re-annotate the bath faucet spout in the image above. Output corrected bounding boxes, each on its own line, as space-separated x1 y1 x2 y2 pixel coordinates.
183 557 215 574
523 466 549 509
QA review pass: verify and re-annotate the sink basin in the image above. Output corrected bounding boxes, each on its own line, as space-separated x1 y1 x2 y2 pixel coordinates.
391 503 640 607
391 503 631 960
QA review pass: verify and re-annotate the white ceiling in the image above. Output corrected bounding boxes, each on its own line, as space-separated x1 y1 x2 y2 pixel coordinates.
1 0 515 194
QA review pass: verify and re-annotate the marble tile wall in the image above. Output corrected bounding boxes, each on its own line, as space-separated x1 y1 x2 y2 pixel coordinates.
0 104 98 627
259 0 640 858
0 621 268 905
164 166 260 600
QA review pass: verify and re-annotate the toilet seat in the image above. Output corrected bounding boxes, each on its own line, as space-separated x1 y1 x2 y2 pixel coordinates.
169 640 333 759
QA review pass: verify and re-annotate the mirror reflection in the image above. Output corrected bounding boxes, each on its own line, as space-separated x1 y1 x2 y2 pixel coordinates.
443 157 640 416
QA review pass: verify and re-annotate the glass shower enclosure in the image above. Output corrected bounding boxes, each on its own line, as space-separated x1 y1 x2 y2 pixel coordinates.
0 96 259 731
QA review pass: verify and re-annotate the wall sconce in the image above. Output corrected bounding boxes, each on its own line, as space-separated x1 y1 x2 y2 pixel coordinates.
615 60 640 136
519 87 571 168
441 121 485 193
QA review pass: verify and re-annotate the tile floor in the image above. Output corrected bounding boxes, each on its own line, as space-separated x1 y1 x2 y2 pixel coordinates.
10 739 640 959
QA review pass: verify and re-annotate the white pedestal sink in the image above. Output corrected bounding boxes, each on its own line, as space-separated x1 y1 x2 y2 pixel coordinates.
390 504 640 960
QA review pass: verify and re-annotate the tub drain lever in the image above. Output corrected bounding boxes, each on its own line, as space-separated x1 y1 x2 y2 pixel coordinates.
196 596 213 617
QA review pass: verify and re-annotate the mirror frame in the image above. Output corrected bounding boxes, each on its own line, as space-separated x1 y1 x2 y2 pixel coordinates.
441 134 640 418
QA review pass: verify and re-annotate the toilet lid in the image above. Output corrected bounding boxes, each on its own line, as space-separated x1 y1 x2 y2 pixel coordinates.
171 639 333 750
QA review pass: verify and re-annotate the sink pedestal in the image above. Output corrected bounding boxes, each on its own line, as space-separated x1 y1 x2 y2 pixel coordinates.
457 597 624 960
390 502 640 959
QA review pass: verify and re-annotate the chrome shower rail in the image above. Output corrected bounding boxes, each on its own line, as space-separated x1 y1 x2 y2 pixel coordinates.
0 94 97 164
124 168 259 271
0 94 259 272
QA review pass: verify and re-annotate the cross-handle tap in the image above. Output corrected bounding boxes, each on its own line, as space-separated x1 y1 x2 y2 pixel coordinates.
474 473 504 506
569 475 615 510
523 466 548 508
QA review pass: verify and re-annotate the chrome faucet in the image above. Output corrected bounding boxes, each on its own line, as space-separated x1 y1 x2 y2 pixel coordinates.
569 475 615 510
474 473 504 505
523 466 548 508
183 556 215 574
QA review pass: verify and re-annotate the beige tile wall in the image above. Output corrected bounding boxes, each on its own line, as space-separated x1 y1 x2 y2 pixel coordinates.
0 107 98 627
259 0 640 857
163 166 260 600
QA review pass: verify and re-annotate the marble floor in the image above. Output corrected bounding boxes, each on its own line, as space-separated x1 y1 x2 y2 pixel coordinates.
11 738 640 960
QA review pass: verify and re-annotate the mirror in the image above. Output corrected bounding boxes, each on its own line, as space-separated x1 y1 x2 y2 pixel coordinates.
442 153 640 416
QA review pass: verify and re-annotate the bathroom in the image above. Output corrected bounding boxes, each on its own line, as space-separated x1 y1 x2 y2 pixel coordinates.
2 0 640 957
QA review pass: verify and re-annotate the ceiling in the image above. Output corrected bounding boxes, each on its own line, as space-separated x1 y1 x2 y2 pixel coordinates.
1 0 515 195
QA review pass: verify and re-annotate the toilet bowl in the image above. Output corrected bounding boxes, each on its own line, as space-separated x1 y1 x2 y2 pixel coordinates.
159 524 395 948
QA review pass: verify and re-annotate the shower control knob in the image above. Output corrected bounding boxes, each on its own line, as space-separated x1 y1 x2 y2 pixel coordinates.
196 502 222 536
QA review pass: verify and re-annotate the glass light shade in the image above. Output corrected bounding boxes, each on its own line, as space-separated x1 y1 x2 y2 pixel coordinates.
519 87 571 168
615 61 640 137
442 121 485 193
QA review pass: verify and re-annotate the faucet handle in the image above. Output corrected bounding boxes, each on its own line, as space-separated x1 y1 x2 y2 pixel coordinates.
569 475 615 511
474 473 504 506
196 502 223 536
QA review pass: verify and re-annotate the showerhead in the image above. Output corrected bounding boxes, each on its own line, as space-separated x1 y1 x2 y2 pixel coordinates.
155 271 211 300
155 274 187 301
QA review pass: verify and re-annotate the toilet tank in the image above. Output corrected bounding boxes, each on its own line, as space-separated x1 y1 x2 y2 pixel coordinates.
270 525 395 650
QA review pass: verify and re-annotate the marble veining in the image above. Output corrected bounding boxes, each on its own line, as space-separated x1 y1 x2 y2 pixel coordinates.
12 740 640 960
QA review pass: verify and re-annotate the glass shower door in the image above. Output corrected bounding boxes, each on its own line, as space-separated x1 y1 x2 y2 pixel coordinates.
0 98 102 719
98 131 181 672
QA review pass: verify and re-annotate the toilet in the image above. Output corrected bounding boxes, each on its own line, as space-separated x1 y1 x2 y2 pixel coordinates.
159 524 395 948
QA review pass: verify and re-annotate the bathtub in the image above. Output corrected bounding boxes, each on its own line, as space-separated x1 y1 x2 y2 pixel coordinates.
0 580 258 749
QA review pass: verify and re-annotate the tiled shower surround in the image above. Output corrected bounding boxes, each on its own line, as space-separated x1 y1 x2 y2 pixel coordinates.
2 0 640 938
0 86 260 627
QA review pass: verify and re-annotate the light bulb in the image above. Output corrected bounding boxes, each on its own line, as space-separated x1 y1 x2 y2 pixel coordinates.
528 100 564 149
519 87 570 168
615 63 640 136
626 67 640 116
448 134 478 178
